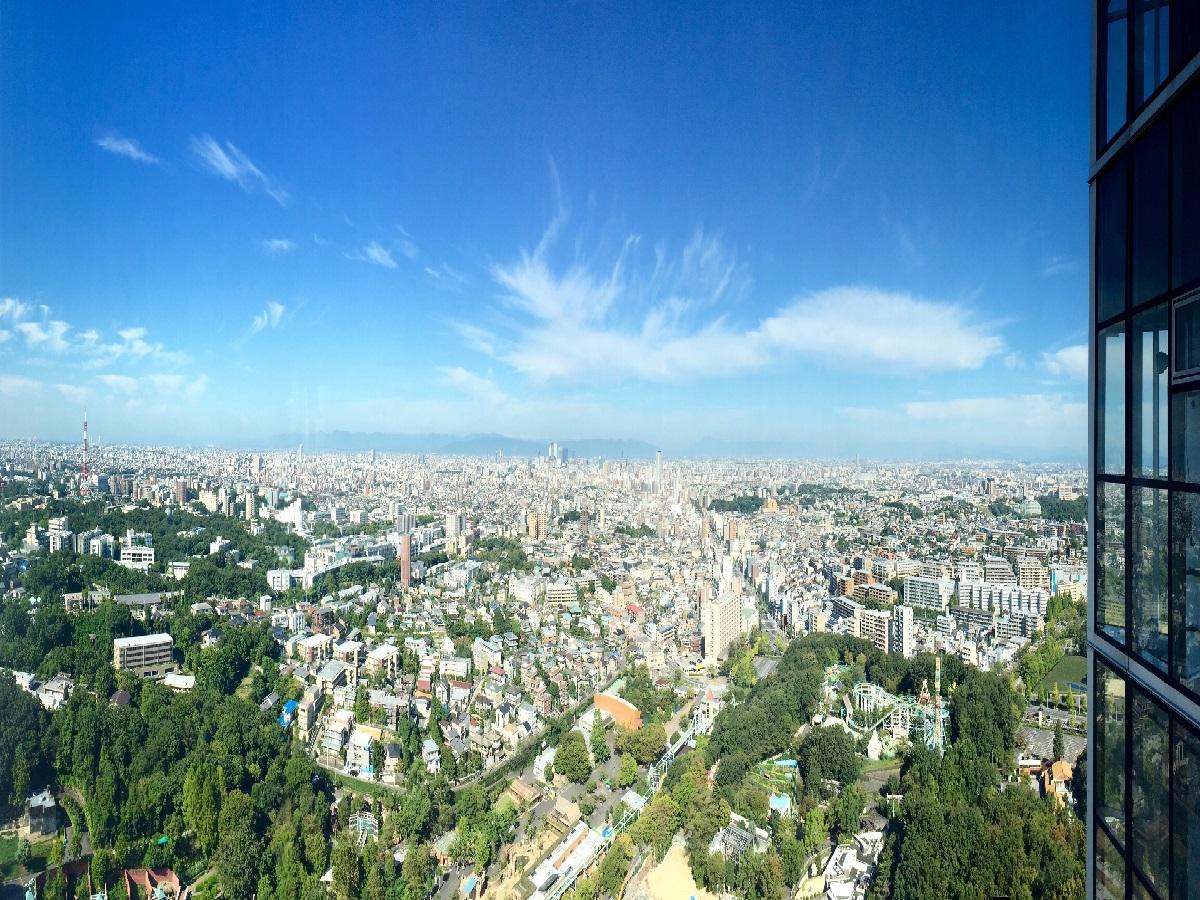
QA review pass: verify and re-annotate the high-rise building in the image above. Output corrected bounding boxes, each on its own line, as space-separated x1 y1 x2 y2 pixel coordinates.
400 533 412 590
654 449 663 494
1090 6 1200 897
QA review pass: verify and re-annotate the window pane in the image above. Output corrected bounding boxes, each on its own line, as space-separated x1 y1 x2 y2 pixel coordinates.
1132 306 1169 477
1132 486 1169 671
1174 491 1200 693
1174 725 1200 900
1175 0 1200 73
1096 659 1127 844
1096 823 1125 900
1174 87 1200 288
1098 161 1128 321
1106 4 1129 143
1174 391 1200 483
1131 689 1169 894
1132 120 1169 304
1099 481 1128 644
1134 1 1169 106
1099 323 1127 475
1178 295 1200 374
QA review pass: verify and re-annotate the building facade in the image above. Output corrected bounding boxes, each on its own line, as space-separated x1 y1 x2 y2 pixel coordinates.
1090 4 1200 897
113 633 176 678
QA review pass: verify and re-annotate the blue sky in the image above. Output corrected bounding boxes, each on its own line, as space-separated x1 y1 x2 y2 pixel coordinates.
0 2 1090 458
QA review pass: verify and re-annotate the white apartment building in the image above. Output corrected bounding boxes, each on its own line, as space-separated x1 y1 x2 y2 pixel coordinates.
702 592 743 663
118 530 155 572
957 581 1049 619
892 605 915 658
903 575 956 611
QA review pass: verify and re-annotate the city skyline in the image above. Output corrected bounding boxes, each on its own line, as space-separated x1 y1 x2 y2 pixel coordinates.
1 3 1090 458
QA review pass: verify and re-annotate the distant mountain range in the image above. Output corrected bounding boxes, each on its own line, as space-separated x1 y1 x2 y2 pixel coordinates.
257 430 1085 463
267 431 661 459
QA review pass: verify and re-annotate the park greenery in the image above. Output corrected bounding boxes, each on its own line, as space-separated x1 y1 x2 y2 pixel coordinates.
709 495 765 514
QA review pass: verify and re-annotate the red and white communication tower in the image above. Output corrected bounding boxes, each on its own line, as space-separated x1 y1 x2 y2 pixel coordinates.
80 409 90 496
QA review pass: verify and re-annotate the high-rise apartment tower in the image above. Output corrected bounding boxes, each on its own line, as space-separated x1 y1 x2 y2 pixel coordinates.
1090 4 1200 897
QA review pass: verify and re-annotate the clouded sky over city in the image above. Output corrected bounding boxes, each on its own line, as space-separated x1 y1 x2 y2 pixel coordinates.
0 2 1090 458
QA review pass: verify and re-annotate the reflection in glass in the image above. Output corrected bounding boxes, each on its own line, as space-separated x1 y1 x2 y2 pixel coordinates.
1096 818 1125 900
1132 689 1169 894
1175 491 1200 693
1098 162 1127 321
1106 1 1129 143
1174 88 1200 289
1096 660 1127 844
1132 121 1169 304
1099 482 1128 643
1134 0 1169 106
1178 295 1200 374
1132 487 1168 672
1132 306 1169 477
1175 725 1200 900
1174 391 1200 483
1100 323 1126 475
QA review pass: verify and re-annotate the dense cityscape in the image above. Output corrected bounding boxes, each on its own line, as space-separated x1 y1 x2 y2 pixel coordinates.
0 437 1088 899
15 0 1200 897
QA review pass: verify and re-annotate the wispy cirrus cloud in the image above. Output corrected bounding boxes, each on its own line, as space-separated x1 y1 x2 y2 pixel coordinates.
190 135 289 205
250 301 286 334
96 131 161 164
347 241 397 269
261 238 296 254
16 319 72 353
81 325 190 368
396 225 419 260
441 366 509 405
0 298 32 321
1040 344 1088 380
0 375 42 397
1041 255 1077 277
483 218 1004 382
98 372 207 400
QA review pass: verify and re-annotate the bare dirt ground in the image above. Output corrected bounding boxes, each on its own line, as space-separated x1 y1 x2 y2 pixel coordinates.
638 843 716 900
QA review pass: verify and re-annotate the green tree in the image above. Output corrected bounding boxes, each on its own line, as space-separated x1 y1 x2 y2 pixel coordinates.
1053 721 1065 763
590 713 610 764
331 830 363 900
554 730 592 783
400 843 434 900
182 765 220 856
617 752 639 788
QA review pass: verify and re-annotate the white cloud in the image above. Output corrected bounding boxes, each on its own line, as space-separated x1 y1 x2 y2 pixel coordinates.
16 320 71 353
488 241 1005 381
396 226 419 260
98 372 207 400
0 298 31 321
1042 256 1077 277
250 301 286 334
0 330 9 345
56 384 91 404
441 367 509 406
97 374 138 394
453 323 496 356
348 241 397 269
96 132 160 164
261 238 296 254
902 393 1089 448
1040 344 1088 380
759 286 1005 372
82 325 189 368
190 134 289 205
0 375 41 396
